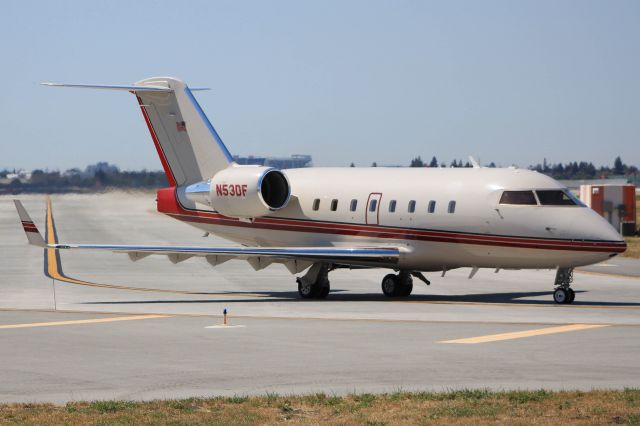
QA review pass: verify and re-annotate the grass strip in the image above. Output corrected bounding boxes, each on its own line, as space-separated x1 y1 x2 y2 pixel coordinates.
0 389 638 425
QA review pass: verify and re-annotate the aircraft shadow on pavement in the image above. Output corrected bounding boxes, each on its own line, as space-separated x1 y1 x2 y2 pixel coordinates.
82 289 640 308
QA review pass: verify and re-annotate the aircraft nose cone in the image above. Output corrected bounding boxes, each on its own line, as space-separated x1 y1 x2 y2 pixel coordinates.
577 208 627 257
596 216 625 243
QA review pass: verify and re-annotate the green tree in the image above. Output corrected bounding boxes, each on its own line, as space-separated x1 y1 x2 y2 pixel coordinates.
410 156 424 167
613 156 625 174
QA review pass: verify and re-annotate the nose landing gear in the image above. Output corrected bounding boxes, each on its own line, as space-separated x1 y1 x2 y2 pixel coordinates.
553 267 575 304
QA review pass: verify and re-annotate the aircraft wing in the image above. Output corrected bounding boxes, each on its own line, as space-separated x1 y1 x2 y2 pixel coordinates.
14 200 401 273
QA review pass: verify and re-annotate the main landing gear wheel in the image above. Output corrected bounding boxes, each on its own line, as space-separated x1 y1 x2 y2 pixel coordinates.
296 263 330 299
381 273 413 297
381 274 400 297
297 278 317 298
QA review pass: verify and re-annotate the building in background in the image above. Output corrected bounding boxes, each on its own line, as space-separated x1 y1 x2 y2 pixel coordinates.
579 184 636 236
232 155 312 169
559 178 628 191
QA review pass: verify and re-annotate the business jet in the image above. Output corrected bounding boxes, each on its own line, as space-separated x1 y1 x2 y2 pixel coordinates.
15 77 626 304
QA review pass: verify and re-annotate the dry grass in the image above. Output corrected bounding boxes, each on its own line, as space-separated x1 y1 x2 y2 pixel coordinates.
0 389 639 425
623 237 640 259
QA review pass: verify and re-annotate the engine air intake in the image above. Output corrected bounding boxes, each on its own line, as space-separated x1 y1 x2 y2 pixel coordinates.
260 169 290 209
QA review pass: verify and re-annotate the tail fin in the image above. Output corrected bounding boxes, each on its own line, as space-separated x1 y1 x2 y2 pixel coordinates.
134 77 232 185
43 77 233 186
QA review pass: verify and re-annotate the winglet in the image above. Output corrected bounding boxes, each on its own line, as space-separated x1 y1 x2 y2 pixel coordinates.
14 200 46 247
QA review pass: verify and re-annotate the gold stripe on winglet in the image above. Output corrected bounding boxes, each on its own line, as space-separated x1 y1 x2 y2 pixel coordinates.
439 323 609 344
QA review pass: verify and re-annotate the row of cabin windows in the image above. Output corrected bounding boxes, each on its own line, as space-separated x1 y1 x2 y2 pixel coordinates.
312 198 457 214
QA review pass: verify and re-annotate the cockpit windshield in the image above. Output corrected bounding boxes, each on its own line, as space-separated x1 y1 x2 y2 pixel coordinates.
499 189 585 207
499 191 537 205
536 190 584 206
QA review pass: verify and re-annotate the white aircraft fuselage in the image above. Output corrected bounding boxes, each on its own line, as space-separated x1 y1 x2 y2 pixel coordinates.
162 167 625 271
18 76 625 304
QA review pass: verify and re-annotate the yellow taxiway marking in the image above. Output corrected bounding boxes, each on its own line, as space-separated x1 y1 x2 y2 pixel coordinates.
0 314 171 330
440 323 609 344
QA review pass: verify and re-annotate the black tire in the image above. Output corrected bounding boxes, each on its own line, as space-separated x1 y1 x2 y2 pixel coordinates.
297 278 318 299
567 288 575 304
316 284 330 299
553 288 568 304
381 274 400 297
398 274 413 297
399 282 413 297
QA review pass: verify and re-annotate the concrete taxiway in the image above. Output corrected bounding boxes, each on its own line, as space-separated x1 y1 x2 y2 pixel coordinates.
1 192 639 403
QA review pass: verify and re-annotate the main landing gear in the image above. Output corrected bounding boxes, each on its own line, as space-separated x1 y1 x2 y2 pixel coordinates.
381 271 414 297
553 267 575 304
296 263 330 299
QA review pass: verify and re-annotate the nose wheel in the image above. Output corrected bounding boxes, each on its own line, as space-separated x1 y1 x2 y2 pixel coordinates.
553 267 575 304
553 287 575 304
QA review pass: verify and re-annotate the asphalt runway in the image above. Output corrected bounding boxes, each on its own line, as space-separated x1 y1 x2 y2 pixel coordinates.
1 193 639 403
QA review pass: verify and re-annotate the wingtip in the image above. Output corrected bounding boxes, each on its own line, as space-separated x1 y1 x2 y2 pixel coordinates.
14 200 46 247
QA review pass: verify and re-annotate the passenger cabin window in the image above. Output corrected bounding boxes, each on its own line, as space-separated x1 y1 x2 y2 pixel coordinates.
369 199 378 212
350 199 358 212
499 191 537 205
312 199 320 211
389 200 397 213
408 200 416 213
428 200 436 213
536 190 578 206
448 200 456 213
330 199 338 211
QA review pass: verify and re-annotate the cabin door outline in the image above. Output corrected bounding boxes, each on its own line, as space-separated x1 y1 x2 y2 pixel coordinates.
366 192 382 225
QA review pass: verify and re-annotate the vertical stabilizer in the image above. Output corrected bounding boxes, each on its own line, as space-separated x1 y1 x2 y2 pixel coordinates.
134 77 232 186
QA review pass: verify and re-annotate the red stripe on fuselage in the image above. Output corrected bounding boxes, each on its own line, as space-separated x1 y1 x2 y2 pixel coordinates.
157 188 625 253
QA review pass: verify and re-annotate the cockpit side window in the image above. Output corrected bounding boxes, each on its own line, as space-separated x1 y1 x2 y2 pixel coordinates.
536 190 578 206
499 191 537 205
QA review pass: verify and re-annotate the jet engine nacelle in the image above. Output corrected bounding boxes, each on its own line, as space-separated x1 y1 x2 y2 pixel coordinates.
186 166 291 219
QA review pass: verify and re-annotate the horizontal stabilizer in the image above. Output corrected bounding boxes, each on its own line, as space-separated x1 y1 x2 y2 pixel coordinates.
41 82 210 92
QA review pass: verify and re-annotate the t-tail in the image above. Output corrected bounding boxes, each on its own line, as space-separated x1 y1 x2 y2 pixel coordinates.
42 77 233 186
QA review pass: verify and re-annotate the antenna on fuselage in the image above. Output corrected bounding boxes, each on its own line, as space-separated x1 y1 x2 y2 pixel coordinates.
468 156 481 169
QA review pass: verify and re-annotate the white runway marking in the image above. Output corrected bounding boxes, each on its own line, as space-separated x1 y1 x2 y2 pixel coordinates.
205 325 246 329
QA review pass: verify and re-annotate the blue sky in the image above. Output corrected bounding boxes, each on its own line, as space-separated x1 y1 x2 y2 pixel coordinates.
1 0 638 171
